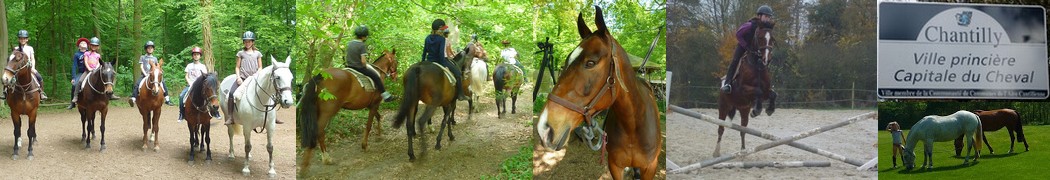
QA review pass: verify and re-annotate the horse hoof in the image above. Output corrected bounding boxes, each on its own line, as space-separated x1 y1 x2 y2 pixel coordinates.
100 146 107 152
242 169 251 176
154 146 161 152
268 170 277 178
26 155 32 160
11 155 17 160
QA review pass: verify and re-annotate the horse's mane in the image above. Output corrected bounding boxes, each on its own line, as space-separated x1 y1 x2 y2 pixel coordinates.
189 73 218 106
371 52 386 64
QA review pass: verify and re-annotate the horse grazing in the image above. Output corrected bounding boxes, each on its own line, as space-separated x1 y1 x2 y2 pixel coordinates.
714 19 778 157
185 73 221 163
903 110 983 170
3 50 41 160
493 63 523 119
392 61 459 161
219 56 295 177
298 50 398 174
953 109 1028 155
537 6 662 180
136 59 167 152
78 61 116 152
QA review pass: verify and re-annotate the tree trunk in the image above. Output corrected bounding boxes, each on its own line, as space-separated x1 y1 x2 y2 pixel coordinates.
200 0 215 72
0 0 8 71
133 0 143 80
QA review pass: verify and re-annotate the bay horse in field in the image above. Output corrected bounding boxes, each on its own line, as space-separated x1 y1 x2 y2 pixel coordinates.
3 50 41 160
954 108 1029 156
298 50 399 174
78 61 116 152
136 59 167 152
392 60 459 161
185 73 221 163
537 6 661 180
714 19 778 156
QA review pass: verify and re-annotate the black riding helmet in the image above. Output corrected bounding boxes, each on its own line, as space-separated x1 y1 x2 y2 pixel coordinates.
432 19 446 31
354 26 369 38
144 41 155 50
757 5 773 16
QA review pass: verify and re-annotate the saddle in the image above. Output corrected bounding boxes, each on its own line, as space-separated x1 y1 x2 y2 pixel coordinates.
430 62 457 85
341 66 379 92
722 53 766 87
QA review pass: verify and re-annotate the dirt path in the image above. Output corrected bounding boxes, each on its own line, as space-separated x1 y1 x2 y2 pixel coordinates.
0 104 298 179
666 108 877 179
298 83 534 179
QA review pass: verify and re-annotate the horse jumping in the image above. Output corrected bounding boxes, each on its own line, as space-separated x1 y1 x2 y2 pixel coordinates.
299 50 399 174
953 108 1029 155
136 59 167 152
219 56 295 177
714 19 777 157
185 73 222 163
903 110 983 170
537 6 662 180
3 50 41 159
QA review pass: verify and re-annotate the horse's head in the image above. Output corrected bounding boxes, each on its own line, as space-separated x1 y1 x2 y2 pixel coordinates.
903 146 916 170
100 61 116 95
373 48 399 80
750 21 775 66
147 59 165 94
202 72 222 118
270 56 295 108
538 6 627 151
3 50 29 85
470 41 487 59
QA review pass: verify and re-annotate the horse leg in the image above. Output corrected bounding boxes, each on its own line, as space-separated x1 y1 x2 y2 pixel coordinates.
11 114 20 160
205 123 213 163
1007 129 1016 153
361 107 374 150
924 141 933 169
740 112 749 150
27 112 36 160
142 112 151 151
100 109 107 152
608 162 625 180
511 92 518 114
242 127 253 176
766 90 777 116
85 112 94 149
227 124 237 160
964 133 974 164
406 107 417 161
81 112 87 143
432 106 449 150
266 124 277 178
189 122 197 163
153 111 161 151
714 120 725 157
750 88 764 118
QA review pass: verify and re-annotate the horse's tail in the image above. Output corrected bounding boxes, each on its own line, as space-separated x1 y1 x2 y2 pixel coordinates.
393 65 421 128
298 74 323 148
494 65 506 92
1015 110 1027 142
975 118 984 157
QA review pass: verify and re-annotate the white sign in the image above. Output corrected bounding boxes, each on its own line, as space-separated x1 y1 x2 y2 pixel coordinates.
877 2 1047 99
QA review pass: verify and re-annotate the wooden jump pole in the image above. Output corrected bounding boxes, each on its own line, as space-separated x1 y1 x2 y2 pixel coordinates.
710 161 832 169
667 105 876 174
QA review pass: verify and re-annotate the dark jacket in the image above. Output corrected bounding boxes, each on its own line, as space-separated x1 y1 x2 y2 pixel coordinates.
421 34 446 62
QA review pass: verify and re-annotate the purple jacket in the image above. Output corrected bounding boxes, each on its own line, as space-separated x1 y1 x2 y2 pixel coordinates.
736 19 757 48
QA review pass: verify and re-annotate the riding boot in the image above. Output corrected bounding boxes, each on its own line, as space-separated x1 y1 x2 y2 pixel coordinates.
40 91 48 100
68 87 81 110
224 82 239 125
382 92 398 102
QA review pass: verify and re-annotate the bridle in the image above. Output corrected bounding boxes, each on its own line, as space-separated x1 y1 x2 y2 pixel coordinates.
244 66 293 113
190 79 220 115
4 53 40 97
144 65 163 95
748 26 775 67
546 37 629 151
87 65 115 94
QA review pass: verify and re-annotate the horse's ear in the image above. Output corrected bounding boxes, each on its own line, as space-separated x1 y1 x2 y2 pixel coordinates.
159 58 164 66
594 5 608 35
270 55 278 65
391 48 397 55
576 12 591 39
285 55 292 64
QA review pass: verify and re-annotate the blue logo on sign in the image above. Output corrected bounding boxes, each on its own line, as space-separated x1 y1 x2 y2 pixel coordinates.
956 11 972 26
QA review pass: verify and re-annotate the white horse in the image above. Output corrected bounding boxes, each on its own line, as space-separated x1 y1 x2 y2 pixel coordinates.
466 58 488 102
219 56 295 177
903 110 983 170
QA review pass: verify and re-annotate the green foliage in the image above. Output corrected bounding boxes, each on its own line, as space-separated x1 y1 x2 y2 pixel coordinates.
481 145 533 180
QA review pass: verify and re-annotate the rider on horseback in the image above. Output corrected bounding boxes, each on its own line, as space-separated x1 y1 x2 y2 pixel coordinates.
4 30 47 100
347 26 397 102
68 37 118 109
225 31 284 125
500 40 526 82
721 5 774 94
178 47 220 122
130 41 173 106
421 19 466 100
71 38 90 103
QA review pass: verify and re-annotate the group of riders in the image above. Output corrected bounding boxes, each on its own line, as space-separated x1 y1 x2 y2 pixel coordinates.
4 30 280 124
348 18 526 104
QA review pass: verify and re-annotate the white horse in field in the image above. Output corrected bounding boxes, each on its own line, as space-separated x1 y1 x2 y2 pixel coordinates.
903 110 983 170
219 56 295 177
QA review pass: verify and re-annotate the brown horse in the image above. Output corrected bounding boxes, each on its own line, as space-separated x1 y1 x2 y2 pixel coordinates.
185 73 221 163
493 63 522 119
954 108 1029 156
537 6 661 180
298 50 399 173
372 49 400 80
455 43 488 116
136 59 167 152
78 61 116 152
3 50 41 160
391 61 458 161
714 20 777 156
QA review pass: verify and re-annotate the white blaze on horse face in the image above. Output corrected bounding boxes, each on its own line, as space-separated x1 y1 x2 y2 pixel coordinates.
537 108 551 148
764 32 772 64
568 46 583 66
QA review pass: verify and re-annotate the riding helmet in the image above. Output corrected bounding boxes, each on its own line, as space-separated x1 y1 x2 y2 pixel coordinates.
144 41 155 50
354 26 369 37
17 30 28 38
191 46 202 55
757 5 773 16
90 37 101 46
242 31 256 40
432 19 447 30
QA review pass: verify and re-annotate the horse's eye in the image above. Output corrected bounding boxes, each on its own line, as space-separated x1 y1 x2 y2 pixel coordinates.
584 60 596 68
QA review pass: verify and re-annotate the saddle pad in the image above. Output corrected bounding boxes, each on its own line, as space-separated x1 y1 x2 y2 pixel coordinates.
341 68 377 92
431 62 456 85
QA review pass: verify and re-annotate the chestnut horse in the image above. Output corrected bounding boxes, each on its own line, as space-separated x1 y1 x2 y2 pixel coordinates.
714 20 777 156
185 73 221 163
3 50 41 160
454 43 488 117
953 108 1029 155
298 50 399 174
78 61 116 152
392 61 458 161
537 6 661 180
136 59 167 152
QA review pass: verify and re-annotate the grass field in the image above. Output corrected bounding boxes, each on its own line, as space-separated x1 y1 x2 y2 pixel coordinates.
878 125 1048 179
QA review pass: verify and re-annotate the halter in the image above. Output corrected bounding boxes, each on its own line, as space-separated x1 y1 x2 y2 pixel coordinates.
749 26 775 66
191 83 220 115
87 66 115 94
243 66 293 113
4 55 40 97
144 68 163 95
547 38 626 127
